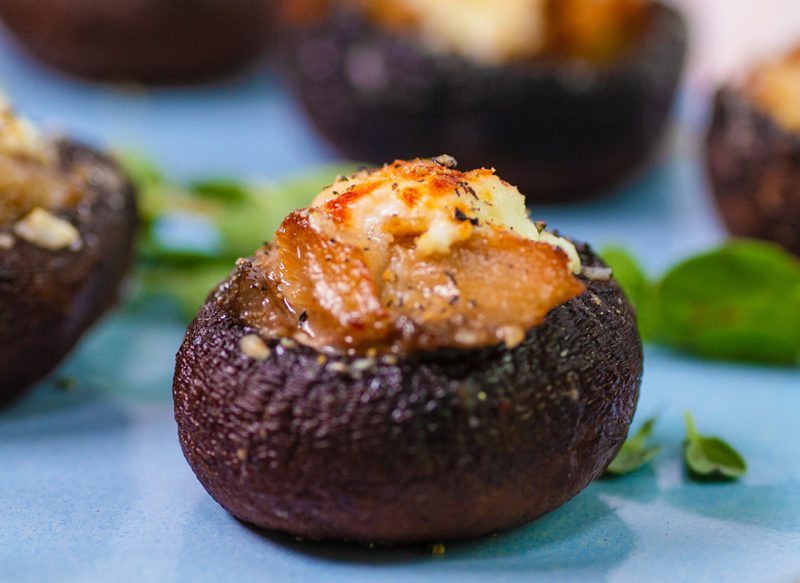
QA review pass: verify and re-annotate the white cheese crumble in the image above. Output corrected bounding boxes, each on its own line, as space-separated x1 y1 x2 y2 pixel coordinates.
581 266 613 281
13 207 81 251
239 334 272 360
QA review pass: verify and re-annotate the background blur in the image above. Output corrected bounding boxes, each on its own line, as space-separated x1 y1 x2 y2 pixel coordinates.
671 0 800 86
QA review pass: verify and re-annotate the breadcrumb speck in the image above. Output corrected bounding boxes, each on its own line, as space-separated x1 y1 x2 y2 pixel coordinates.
239 334 271 360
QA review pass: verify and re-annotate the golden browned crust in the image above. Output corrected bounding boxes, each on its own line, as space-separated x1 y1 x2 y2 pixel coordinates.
228 158 585 354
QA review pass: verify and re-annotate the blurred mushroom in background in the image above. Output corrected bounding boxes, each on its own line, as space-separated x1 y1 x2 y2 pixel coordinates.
0 0 275 83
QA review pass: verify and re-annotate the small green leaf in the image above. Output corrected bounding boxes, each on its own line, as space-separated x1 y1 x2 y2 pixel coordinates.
604 416 661 476
683 412 747 480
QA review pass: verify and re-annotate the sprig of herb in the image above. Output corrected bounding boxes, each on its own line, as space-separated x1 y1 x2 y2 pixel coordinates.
683 412 747 480
604 416 661 476
601 241 800 366
116 151 364 319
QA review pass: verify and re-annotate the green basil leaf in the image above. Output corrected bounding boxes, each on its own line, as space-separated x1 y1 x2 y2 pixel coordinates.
683 412 747 480
604 416 661 476
655 240 800 365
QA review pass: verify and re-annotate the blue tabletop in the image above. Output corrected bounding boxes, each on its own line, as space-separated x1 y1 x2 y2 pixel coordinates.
1 32 798 583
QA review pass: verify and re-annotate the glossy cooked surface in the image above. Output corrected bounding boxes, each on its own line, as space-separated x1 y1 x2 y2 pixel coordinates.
232 228 583 353
173 243 642 543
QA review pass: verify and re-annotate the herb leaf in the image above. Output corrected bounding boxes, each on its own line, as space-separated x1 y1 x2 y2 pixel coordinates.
189 179 250 203
655 241 800 365
604 416 661 476
683 412 747 480
601 241 800 366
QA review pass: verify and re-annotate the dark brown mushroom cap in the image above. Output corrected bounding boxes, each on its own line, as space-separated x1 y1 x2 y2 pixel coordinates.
173 243 642 544
706 87 800 256
0 0 274 83
280 2 686 202
0 141 138 406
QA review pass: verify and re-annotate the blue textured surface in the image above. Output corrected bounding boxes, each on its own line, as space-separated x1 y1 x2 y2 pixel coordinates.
1 33 799 583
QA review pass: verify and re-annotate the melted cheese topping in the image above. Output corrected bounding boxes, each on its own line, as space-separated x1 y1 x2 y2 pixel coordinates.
366 0 548 65
0 94 55 164
310 157 582 272
234 157 586 354
0 97 89 226
362 0 647 65
746 48 800 132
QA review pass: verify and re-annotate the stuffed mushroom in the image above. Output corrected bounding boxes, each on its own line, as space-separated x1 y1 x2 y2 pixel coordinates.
707 47 800 256
0 0 274 83
0 99 137 406
173 156 643 544
281 0 687 202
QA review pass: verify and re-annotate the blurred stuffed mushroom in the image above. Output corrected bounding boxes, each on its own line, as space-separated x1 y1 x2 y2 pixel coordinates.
0 99 137 405
707 47 800 256
281 0 687 202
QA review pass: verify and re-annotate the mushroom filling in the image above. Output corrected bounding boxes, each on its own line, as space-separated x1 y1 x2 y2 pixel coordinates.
744 47 800 133
0 99 90 227
297 0 649 65
224 157 586 355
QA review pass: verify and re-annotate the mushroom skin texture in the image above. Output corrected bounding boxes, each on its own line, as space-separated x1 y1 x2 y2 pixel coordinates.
0 0 274 83
707 88 800 256
0 141 137 406
281 2 686 202
173 243 642 544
